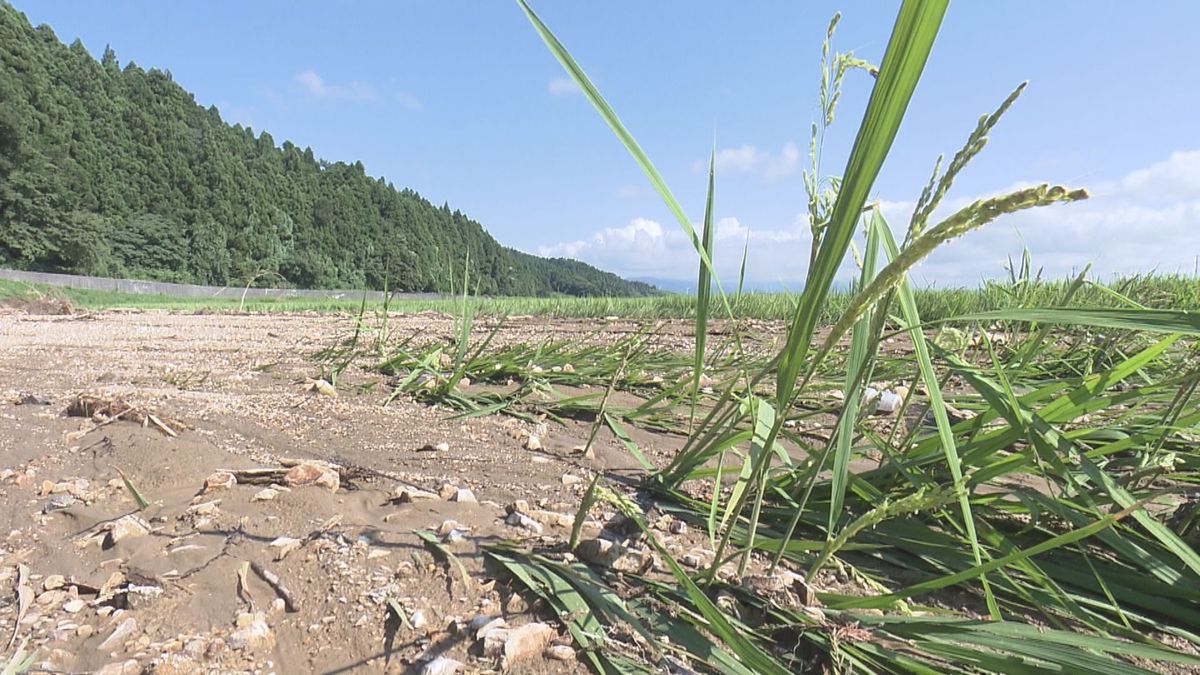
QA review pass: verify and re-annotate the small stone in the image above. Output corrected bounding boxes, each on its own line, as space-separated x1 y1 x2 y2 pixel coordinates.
96 660 140 675
43 574 66 591
503 622 555 668
481 626 510 657
310 379 337 398
37 590 67 605
530 510 572 529
560 473 584 486
251 488 279 502
504 512 543 535
76 624 94 638
203 471 236 493
680 553 701 568
270 536 303 561
503 594 528 615
106 514 150 545
422 655 463 675
437 483 457 500
394 485 438 502
470 616 505 638
450 488 476 503
367 548 391 560
545 644 576 661
185 500 220 517
524 434 542 451
669 520 688 535
98 617 137 650
505 500 530 515
410 609 428 629
63 599 87 613
229 612 273 650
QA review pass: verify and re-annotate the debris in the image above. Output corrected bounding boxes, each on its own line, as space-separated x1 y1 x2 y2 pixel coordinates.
391 485 439 503
419 442 450 453
251 487 279 502
410 609 429 630
65 394 185 435
524 433 542 451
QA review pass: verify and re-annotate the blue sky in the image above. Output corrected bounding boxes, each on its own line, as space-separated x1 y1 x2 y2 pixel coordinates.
16 1 1200 288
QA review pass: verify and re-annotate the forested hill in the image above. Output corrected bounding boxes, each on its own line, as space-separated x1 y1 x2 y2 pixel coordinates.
0 5 654 296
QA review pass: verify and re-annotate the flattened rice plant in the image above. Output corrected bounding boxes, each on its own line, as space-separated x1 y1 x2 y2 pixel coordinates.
489 1 1200 672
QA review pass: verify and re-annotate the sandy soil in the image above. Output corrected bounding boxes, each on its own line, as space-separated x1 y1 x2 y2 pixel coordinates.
0 308 734 674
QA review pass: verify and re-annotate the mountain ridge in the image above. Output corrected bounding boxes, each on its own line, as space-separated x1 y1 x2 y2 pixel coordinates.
0 3 655 297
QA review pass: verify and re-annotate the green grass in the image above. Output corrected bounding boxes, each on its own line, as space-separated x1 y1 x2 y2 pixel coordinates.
4 275 1200 323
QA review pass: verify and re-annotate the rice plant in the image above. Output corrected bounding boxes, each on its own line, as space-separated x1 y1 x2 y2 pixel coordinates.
480 1 1200 672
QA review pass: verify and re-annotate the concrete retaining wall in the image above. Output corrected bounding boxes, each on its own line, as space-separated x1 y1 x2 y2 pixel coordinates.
0 268 441 301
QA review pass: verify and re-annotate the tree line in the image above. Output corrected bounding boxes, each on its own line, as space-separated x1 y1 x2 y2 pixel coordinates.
0 4 655 296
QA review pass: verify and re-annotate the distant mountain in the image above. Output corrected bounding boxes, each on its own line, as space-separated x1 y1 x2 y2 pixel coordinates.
0 4 654 296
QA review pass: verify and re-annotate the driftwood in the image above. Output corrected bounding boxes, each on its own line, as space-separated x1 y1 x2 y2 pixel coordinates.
250 561 298 612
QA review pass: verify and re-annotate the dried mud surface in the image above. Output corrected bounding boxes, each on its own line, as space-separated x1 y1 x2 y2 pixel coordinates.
0 308 768 674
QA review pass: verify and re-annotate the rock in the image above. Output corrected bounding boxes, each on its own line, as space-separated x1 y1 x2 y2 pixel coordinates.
96 660 140 675
43 494 78 513
76 624 94 638
471 616 505 638
410 609 428 629
561 473 584 486
435 441 451 452
270 536 303 560
505 500 530 515
106 514 150 545
421 656 463 675
524 434 542 451
529 510 572 529
680 553 701 568
43 574 66 591
229 612 273 650
148 654 203 675
394 486 439 502
450 488 476 503
481 626 509 657
503 594 528 615
367 548 391 560
310 379 337 398
203 471 236 493
876 390 903 414
438 483 458 500
545 644 576 662
63 598 86 613
285 462 339 492
575 538 623 567
185 500 220 517
37 590 67 605
98 617 137 651
505 512 543 535
251 488 279 502
503 622 555 668
669 520 688 535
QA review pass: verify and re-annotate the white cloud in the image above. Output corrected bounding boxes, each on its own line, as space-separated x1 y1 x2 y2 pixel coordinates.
696 142 801 180
548 76 582 97
540 151 1200 288
294 70 377 101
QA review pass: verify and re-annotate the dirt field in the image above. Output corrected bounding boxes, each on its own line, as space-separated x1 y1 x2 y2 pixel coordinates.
0 307 738 674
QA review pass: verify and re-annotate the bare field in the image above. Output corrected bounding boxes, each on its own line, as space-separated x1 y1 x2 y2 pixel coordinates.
0 308 726 674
